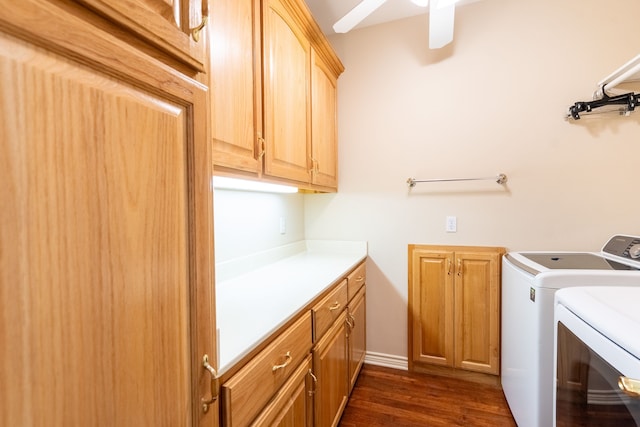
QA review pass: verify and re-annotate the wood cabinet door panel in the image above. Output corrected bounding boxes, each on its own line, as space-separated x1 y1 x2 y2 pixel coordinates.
209 0 261 174
263 0 311 184
311 49 338 189
454 252 501 375
410 250 454 367
0 5 216 423
347 287 366 393
313 311 348 427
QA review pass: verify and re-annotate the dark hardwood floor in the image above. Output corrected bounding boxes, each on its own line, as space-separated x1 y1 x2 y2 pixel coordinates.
339 364 517 427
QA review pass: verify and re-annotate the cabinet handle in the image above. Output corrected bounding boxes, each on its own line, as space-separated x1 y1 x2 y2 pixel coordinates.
191 15 208 42
457 259 462 277
349 312 356 328
257 137 266 160
328 302 341 311
272 351 292 372
345 314 354 329
308 370 318 396
447 259 452 276
355 275 364 282
201 354 219 413
619 376 640 398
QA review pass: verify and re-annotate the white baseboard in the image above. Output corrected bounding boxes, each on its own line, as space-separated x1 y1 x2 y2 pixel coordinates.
364 351 408 371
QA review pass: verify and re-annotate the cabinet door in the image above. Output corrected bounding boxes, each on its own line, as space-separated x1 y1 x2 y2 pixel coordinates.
313 311 348 427
408 249 455 367
0 2 216 426
209 0 262 175
251 356 313 427
454 251 501 375
310 49 338 190
263 0 312 184
72 0 206 70
347 287 366 394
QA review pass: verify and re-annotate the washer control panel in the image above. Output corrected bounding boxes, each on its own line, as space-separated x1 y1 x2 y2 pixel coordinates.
602 235 640 262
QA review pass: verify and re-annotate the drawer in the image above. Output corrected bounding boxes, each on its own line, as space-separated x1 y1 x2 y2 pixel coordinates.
222 311 312 427
347 262 366 302
250 355 312 426
312 279 347 342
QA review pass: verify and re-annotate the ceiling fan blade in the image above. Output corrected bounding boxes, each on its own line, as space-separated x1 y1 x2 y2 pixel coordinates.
429 0 456 49
333 0 388 33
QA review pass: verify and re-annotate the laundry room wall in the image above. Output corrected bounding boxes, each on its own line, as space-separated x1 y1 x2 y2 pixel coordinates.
304 0 640 362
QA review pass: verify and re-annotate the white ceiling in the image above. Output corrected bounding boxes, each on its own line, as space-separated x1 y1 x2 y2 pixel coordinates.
303 0 480 36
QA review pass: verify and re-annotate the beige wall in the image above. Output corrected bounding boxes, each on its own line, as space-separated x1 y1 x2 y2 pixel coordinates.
304 0 640 360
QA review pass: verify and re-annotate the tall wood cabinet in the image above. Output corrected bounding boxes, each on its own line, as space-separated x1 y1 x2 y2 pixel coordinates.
209 0 343 191
0 1 217 426
408 245 504 379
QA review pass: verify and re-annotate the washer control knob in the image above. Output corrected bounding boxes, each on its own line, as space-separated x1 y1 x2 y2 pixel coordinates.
629 244 640 259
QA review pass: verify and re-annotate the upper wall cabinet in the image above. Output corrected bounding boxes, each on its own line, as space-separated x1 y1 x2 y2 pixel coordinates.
209 0 344 191
73 0 208 71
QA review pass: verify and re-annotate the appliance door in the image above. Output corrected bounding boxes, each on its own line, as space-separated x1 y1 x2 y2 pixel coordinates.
555 305 640 426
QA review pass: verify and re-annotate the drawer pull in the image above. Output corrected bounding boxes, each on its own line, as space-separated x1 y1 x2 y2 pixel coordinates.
201 354 219 413
272 351 292 372
619 376 640 398
355 275 364 282
328 302 341 311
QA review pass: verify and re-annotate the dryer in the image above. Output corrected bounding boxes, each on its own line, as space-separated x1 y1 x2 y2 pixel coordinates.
501 234 640 427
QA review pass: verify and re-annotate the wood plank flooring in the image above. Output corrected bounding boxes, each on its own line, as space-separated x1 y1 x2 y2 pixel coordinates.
339 364 517 427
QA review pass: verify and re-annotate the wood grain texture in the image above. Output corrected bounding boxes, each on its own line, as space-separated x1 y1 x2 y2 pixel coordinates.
209 0 262 174
339 364 516 427
310 49 338 189
408 245 504 377
0 1 216 425
313 310 349 427
263 0 312 184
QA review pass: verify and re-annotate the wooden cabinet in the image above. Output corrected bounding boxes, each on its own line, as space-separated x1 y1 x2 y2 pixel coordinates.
221 312 312 427
313 310 349 427
347 286 366 393
208 0 343 191
0 2 217 426
310 49 339 188
312 261 367 426
73 0 207 70
209 0 262 174
250 355 313 427
408 246 504 378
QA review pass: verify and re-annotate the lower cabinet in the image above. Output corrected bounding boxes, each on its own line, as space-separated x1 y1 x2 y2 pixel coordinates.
347 286 366 393
250 355 313 427
313 310 349 427
220 261 367 427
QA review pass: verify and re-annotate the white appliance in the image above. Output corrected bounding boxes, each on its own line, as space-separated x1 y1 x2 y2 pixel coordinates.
554 287 640 425
502 234 640 427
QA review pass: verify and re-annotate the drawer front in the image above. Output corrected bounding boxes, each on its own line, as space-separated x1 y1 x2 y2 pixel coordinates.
222 311 312 427
312 279 347 342
347 262 366 302
250 355 312 427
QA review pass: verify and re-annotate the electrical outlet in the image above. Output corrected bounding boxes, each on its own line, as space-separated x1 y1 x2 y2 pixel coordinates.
446 216 457 232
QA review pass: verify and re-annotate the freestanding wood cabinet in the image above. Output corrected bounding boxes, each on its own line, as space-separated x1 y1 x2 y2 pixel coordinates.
408 245 504 379
0 1 217 426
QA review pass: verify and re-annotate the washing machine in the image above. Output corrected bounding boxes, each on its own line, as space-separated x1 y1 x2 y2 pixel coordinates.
502 234 640 427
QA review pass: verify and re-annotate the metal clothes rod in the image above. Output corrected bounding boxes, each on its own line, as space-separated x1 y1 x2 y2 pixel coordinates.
407 173 508 188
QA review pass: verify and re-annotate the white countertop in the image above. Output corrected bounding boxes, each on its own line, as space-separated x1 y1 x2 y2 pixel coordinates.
215 240 367 375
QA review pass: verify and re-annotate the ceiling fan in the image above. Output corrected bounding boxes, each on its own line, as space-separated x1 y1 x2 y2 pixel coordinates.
333 0 462 49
